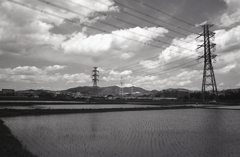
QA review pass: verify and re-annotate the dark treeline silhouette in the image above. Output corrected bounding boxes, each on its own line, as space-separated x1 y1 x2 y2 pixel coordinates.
190 89 240 101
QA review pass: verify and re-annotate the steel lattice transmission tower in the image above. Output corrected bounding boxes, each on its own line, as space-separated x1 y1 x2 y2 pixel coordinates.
197 24 219 103
92 67 99 96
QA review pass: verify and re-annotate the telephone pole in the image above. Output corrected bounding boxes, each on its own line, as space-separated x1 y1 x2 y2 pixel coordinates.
92 67 99 96
197 24 219 103
120 76 124 97
131 86 133 96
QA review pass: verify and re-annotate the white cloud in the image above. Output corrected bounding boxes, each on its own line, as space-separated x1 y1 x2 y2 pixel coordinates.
216 64 236 74
158 34 199 67
0 0 119 55
63 73 91 84
177 80 192 86
236 82 240 87
135 75 158 83
215 26 240 53
61 26 168 58
102 70 133 82
127 70 201 90
109 70 132 76
0 66 45 75
139 60 160 69
0 72 62 84
120 52 134 60
44 65 67 71
219 83 224 86
70 0 119 13
218 0 240 27
0 7 66 54
175 70 202 80
0 65 66 83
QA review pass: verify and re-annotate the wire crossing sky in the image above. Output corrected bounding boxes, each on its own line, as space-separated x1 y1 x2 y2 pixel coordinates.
0 0 240 91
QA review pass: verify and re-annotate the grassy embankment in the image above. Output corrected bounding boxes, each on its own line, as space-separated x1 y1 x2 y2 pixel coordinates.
0 119 37 157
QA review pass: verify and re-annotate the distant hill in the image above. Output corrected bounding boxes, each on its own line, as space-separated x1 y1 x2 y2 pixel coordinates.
62 86 93 95
64 86 150 95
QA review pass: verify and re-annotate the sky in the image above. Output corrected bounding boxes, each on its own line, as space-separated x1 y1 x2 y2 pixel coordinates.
0 0 240 91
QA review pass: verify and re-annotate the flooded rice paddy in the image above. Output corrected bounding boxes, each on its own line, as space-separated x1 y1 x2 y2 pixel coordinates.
2 109 240 157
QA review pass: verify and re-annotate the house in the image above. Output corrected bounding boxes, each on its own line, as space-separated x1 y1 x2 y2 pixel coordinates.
2 89 15 95
162 88 189 99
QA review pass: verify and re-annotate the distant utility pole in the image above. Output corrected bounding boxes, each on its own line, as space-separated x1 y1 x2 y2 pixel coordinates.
120 76 124 97
131 86 133 96
197 24 219 103
92 67 99 96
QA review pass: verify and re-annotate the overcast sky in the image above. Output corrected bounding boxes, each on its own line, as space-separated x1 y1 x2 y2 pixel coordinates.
0 0 239 91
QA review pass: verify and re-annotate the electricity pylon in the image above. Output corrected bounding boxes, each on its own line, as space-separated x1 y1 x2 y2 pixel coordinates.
197 24 219 103
92 67 99 96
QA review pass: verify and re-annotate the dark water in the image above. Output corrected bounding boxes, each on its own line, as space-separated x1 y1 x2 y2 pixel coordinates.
2 109 240 157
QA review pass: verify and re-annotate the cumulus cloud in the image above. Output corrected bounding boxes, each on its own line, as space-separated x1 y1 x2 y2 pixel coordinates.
44 65 67 71
236 82 240 87
0 5 66 54
109 70 132 76
216 64 236 74
102 70 132 81
61 27 168 57
0 72 62 84
215 26 240 53
70 0 119 13
158 34 199 67
139 60 160 69
0 65 66 83
63 73 91 84
120 52 135 60
217 0 240 27
100 69 202 90
0 66 45 75
0 0 119 55
219 83 224 86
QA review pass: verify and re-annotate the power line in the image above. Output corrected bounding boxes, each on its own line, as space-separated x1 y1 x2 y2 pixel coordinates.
39 0 199 53
111 1 197 35
6 0 164 50
6 0 201 73
164 0 206 22
7 0 200 66
131 59 198 76
70 0 200 49
131 0 201 29
103 60 203 84
125 54 199 74
36 0 169 46
66 0 200 51
35 0 203 71
6 0 202 77
113 47 201 71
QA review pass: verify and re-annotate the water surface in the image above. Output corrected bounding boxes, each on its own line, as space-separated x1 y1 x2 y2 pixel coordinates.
2 109 240 157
